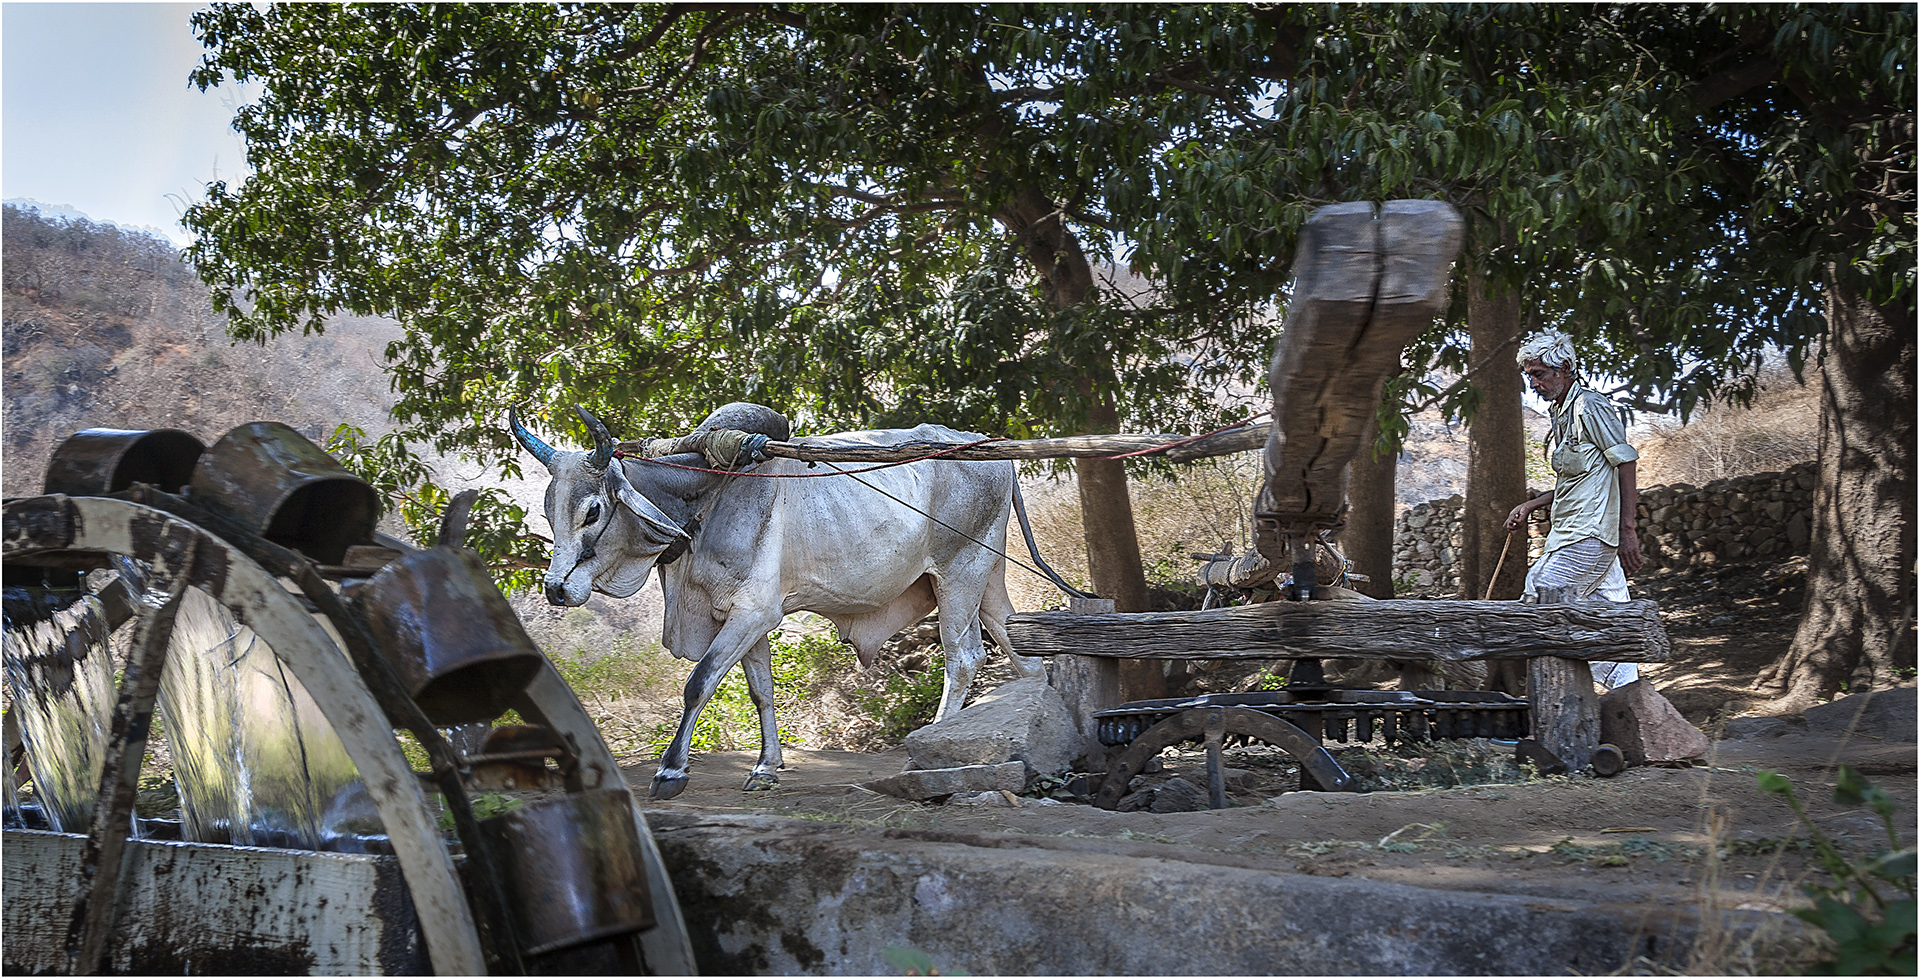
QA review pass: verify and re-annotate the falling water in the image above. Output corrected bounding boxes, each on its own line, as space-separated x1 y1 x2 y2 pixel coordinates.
1 587 117 833
3 554 387 851
156 581 368 849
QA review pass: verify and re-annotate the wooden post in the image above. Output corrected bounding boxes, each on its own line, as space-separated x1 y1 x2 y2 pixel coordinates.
1048 597 1120 771
1527 586 1600 772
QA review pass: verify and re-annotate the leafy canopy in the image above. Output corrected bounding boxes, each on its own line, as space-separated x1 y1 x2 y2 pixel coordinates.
183 4 1910 572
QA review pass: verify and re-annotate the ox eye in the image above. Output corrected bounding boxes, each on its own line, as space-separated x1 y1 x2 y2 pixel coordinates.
582 503 602 526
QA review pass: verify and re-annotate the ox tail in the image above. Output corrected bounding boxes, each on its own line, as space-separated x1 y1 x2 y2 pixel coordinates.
1009 480 1099 601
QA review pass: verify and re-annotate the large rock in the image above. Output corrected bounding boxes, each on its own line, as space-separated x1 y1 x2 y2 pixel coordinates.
1598 680 1710 764
1803 687 1917 741
904 677 1079 776
1721 686 1917 742
862 762 1027 802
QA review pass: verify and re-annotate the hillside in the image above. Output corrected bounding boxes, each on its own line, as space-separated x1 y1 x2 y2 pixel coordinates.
1 204 401 498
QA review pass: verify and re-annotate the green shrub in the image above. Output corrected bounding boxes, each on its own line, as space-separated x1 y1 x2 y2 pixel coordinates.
646 632 860 754
852 652 948 744
1758 765 1916 975
548 638 673 701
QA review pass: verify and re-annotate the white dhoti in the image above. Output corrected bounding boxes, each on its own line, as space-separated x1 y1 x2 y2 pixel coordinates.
1522 537 1639 689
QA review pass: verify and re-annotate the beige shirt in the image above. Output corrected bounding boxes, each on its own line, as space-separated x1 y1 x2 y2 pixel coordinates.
1545 382 1639 553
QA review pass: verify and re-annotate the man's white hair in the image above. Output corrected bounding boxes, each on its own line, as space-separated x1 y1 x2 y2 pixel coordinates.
1517 330 1577 371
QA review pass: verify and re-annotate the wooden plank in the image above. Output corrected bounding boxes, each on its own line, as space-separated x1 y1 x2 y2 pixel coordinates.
3 829 428 975
615 424 1268 466
1007 598 1670 663
1045 597 1121 771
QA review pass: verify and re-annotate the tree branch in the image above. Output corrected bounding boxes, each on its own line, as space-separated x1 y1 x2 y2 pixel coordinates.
1689 54 1781 113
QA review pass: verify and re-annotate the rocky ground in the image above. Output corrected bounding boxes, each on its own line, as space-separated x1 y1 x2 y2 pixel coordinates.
623 557 1916 972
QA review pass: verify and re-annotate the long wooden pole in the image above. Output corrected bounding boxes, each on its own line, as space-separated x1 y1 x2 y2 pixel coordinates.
617 423 1269 466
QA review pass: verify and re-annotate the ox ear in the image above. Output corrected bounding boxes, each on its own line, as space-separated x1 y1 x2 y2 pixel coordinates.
605 462 691 543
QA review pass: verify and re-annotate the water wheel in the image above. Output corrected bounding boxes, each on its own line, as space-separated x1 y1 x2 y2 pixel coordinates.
3 491 695 974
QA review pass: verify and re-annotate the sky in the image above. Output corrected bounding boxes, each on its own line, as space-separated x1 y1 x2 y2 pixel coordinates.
3 2 251 245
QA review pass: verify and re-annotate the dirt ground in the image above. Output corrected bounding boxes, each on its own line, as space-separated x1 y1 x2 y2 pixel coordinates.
627 555 1916 967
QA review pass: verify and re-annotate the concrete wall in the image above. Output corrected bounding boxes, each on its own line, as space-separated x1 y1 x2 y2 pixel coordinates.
1392 460 1816 594
646 811 1711 976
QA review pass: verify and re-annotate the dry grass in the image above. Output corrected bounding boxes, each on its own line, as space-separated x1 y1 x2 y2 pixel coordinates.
1007 453 1264 611
1636 364 1819 489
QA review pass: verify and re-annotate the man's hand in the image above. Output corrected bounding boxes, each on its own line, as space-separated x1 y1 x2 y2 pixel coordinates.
1505 495 1547 532
1618 525 1644 575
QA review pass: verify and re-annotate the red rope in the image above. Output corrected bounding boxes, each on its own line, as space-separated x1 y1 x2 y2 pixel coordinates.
614 436 1010 477
1100 411 1273 459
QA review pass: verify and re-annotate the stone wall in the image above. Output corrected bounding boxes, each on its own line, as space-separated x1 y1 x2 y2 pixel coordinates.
1391 460 1817 595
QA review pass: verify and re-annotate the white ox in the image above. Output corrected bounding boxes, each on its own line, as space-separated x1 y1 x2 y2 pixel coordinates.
510 403 1045 799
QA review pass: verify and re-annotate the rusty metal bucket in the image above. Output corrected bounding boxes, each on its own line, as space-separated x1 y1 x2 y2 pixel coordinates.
186 422 379 565
43 428 205 496
477 789 656 956
353 546 543 726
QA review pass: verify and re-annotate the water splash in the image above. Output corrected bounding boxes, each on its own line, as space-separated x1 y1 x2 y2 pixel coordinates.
1 587 116 833
159 584 368 849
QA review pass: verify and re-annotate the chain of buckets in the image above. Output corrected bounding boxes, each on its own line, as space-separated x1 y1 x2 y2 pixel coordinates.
3 422 658 959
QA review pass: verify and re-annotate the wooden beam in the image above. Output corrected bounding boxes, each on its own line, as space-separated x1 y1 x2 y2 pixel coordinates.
617 424 1268 466
1007 599 1671 663
1045 597 1121 771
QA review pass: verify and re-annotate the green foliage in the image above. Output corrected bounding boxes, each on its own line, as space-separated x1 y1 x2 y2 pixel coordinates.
1758 766 1917 975
852 651 949 745
327 423 546 593
183 3 1275 461
646 633 859 754
546 641 672 703
436 792 523 832
1252 667 1290 692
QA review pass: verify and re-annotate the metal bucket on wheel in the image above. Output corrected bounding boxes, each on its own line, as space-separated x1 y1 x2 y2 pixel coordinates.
353 545 544 726
477 788 657 956
43 427 205 496
186 422 379 565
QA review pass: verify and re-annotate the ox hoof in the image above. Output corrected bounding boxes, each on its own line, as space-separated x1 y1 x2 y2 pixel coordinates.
649 775 689 800
742 772 780 792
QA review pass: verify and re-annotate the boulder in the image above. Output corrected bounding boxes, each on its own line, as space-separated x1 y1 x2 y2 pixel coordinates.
904 677 1079 776
1721 687 1916 742
863 761 1027 802
1148 777 1210 814
1803 687 1917 742
1598 680 1710 764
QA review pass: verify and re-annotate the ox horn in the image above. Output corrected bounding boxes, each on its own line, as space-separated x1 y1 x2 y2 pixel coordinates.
508 407 558 470
576 406 617 472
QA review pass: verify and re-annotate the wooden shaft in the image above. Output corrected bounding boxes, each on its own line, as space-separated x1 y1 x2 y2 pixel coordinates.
617 424 1269 466
1007 598 1671 663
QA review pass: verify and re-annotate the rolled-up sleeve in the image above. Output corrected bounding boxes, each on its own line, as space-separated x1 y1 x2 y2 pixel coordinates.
1582 393 1639 467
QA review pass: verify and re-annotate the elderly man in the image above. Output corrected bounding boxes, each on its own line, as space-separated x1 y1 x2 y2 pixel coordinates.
1503 329 1643 689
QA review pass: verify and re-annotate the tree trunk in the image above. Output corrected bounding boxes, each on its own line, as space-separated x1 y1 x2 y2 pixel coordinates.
1343 402 1399 600
1757 268 1916 711
1461 260 1529 695
1073 397 1152 611
996 183 1157 698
